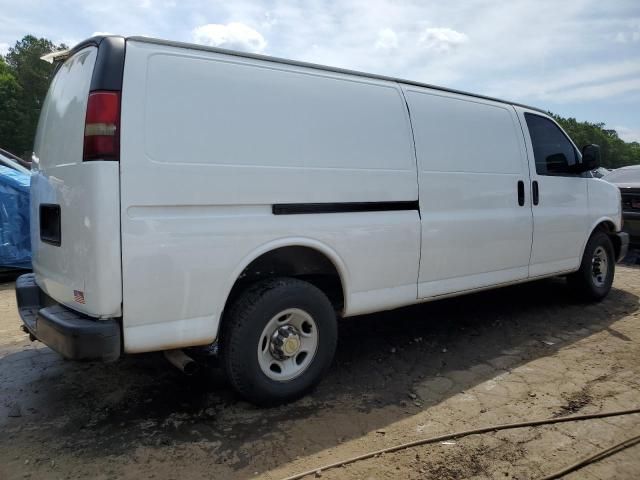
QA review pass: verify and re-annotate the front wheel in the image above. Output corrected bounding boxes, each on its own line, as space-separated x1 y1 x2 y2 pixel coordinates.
568 231 615 301
221 277 337 406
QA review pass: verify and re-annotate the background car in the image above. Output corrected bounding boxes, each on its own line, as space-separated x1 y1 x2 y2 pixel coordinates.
0 148 30 174
0 149 31 271
592 166 611 178
603 165 640 247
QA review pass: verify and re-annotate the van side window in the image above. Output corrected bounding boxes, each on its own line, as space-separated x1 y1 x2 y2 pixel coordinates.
525 113 579 176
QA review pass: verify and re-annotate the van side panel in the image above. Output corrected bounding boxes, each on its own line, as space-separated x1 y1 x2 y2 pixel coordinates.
119 40 420 352
404 88 534 298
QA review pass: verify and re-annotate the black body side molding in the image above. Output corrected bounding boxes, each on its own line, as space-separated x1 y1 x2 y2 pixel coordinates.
272 201 419 215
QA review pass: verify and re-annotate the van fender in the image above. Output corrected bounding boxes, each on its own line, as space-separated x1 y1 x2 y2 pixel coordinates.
217 236 351 321
579 216 619 261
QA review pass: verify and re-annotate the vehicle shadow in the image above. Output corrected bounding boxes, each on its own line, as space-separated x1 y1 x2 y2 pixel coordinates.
0 268 30 284
1 276 638 479
622 247 640 267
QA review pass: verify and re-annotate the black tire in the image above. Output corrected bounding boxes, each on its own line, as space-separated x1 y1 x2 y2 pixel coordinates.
221 277 337 406
567 231 615 301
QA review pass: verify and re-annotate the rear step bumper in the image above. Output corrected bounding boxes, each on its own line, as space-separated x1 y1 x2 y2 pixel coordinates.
15 273 121 362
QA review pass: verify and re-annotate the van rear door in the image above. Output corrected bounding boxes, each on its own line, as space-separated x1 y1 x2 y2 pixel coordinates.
30 38 124 317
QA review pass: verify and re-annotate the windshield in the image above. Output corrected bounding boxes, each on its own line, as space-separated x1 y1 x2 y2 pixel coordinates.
604 167 640 184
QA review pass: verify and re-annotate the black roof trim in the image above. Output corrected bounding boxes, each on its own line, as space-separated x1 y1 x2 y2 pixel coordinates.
67 35 105 55
121 35 546 114
67 35 125 91
90 37 125 91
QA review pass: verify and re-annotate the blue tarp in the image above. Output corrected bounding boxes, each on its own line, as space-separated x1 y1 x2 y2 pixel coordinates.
0 165 31 269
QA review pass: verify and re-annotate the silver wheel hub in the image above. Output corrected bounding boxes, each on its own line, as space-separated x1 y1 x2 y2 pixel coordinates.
257 308 319 382
591 246 608 287
270 325 302 360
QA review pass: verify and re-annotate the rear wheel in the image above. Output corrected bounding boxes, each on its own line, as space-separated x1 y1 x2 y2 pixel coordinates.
222 277 337 405
568 231 615 301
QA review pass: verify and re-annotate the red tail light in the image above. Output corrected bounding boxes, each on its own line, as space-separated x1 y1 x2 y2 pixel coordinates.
83 91 120 161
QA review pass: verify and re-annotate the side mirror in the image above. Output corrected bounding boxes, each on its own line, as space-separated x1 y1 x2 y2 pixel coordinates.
581 144 601 171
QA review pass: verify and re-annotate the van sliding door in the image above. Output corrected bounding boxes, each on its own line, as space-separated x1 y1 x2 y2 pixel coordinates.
403 87 534 298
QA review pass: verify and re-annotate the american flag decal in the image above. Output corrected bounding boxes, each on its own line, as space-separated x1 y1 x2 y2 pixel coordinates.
73 290 85 304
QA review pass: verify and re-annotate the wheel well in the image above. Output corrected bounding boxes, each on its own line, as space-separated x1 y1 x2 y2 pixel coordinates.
595 221 616 234
224 246 345 316
593 220 622 260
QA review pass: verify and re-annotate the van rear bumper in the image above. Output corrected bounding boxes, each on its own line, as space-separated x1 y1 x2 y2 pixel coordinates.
15 273 121 362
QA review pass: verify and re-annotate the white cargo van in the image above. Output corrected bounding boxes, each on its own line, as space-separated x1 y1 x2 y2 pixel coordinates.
17 35 628 405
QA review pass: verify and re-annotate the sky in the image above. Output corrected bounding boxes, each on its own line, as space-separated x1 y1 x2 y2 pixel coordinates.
1 0 639 142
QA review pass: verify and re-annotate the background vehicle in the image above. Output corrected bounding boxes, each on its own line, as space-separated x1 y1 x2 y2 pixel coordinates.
0 148 30 175
604 165 640 246
0 149 31 271
16 35 628 405
0 148 31 171
592 166 611 178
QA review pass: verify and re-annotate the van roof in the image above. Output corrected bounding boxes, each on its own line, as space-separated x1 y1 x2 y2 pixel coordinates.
72 35 546 114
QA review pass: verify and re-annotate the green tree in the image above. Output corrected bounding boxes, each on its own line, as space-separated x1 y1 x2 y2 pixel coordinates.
552 113 640 169
2 35 66 158
0 57 23 153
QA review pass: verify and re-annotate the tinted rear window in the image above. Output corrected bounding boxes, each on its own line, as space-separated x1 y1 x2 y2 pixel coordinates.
33 47 97 170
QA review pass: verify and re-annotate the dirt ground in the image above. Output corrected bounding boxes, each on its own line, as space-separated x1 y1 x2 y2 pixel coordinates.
1 259 640 480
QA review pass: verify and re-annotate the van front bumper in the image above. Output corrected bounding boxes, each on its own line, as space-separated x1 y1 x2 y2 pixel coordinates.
15 273 121 362
621 212 640 247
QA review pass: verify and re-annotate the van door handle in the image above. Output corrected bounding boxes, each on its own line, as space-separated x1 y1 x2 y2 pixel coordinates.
532 181 539 206
517 180 525 206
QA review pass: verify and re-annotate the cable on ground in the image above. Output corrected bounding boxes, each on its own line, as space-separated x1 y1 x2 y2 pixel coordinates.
538 432 640 480
279 407 640 480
